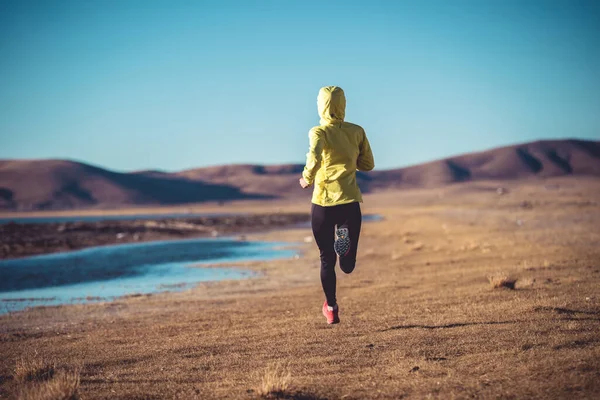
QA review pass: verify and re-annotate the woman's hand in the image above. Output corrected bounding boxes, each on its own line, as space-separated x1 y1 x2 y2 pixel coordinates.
299 177 311 189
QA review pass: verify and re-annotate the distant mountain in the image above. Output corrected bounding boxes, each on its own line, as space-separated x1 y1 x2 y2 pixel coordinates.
364 138 600 191
0 139 598 210
0 160 268 210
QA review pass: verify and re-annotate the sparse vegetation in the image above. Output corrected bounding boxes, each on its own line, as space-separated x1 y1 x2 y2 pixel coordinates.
255 363 292 398
16 369 80 400
488 273 517 289
13 356 56 384
12 355 80 400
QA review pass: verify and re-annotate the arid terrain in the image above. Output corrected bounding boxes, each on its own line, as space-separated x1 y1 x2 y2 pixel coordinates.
1 176 599 399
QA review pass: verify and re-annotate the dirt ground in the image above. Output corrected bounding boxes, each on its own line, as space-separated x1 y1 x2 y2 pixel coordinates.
1 177 599 399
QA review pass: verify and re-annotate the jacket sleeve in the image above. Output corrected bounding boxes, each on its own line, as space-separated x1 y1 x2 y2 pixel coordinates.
357 130 375 171
302 128 324 185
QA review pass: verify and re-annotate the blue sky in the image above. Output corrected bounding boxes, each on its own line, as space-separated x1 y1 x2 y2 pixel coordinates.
1 0 599 172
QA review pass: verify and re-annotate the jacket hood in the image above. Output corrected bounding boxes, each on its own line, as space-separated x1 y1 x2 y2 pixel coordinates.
317 86 346 125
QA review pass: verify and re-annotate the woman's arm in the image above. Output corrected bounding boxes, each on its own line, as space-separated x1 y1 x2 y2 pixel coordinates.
357 130 374 171
302 128 324 185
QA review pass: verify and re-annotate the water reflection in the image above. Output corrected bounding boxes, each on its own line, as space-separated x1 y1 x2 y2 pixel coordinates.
0 238 296 313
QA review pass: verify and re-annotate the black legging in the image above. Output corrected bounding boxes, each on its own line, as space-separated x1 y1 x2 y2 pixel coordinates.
311 202 362 307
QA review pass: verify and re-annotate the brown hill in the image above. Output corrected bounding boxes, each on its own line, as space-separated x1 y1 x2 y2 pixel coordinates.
0 139 598 210
175 164 308 198
175 139 600 193
0 160 268 211
365 138 600 191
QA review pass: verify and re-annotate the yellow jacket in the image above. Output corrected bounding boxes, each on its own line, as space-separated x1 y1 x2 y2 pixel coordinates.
302 86 375 206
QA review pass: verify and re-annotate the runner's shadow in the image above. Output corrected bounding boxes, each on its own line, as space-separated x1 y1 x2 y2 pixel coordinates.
257 392 328 400
534 306 600 315
380 320 522 332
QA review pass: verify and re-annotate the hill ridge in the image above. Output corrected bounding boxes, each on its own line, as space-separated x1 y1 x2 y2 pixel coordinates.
1 139 598 210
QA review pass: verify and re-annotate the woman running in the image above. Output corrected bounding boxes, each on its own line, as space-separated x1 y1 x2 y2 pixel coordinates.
299 86 375 324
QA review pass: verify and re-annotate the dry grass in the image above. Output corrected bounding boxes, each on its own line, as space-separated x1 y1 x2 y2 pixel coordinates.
255 363 292 398
487 272 517 289
12 354 80 400
13 356 56 384
16 369 80 400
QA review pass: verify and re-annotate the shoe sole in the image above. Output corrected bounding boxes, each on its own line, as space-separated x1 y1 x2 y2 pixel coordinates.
334 228 350 257
322 308 340 324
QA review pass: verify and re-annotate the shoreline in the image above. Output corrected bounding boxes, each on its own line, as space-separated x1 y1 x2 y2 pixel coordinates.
0 227 311 318
0 212 310 260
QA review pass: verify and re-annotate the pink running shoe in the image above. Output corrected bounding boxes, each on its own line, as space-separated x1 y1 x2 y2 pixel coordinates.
322 301 340 324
